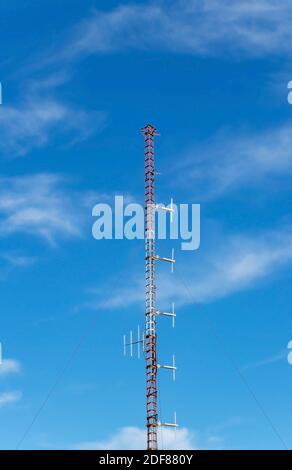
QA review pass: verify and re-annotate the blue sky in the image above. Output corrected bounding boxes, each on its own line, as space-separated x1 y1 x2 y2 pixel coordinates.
1 0 292 450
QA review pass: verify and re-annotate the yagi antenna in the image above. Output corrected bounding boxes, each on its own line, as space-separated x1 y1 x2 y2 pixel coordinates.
156 302 176 328
172 302 175 328
123 326 144 358
159 411 178 428
171 248 175 273
153 248 175 273
157 354 177 382
156 197 174 223
158 411 179 438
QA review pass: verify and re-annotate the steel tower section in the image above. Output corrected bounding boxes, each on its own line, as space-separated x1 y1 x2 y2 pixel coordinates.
142 124 158 451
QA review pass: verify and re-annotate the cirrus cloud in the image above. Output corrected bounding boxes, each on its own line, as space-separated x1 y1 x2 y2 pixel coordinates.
0 359 21 377
51 1 292 63
0 390 22 408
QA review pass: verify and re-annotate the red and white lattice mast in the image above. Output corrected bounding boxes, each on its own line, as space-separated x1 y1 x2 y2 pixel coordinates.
124 124 177 451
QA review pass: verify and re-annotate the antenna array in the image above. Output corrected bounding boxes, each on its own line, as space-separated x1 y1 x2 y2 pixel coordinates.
124 124 178 450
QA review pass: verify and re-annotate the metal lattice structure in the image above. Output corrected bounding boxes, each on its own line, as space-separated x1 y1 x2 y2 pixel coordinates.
142 124 158 450
123 124 177 451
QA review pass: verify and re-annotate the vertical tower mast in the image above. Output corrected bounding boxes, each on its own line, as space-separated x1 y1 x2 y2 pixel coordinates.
142 124 158 451
123 125 177 451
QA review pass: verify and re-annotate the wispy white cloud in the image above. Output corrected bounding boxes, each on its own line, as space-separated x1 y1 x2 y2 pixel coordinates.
86 280 144 310
88 225 292 309
0 252 36 280
175 226 292 304
0 76 106 157
0 390 22 408
0 173 93 244
0 359 21 377
75 425 195 450
241 350 287 372
51 1 292 62
0 252 36 267
177 121 292 199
